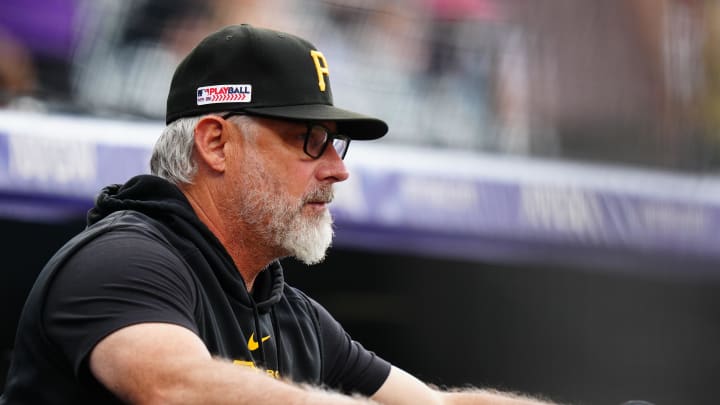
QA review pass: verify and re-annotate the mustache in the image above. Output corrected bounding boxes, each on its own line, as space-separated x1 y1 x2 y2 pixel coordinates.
302 187 334 205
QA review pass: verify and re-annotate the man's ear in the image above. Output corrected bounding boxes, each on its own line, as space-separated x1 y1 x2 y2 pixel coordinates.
193 116 228 173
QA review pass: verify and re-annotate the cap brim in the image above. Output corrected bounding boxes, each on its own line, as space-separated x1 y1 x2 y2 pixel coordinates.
243 104 388 140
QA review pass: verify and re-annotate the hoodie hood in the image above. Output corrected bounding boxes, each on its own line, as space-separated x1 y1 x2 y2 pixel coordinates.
88 174 196 226
87 174 284 311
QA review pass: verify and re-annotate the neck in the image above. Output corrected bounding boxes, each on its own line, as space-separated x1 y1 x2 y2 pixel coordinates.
180 183 278 292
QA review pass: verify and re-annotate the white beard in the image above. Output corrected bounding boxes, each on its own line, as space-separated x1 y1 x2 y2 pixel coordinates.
238 153 334 265
278 203 334 265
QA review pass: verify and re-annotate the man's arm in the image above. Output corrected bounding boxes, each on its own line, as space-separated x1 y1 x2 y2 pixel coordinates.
89 322 374 405
371 366 559 405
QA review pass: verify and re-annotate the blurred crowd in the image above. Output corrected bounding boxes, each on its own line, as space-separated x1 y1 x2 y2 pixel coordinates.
1 0 720 171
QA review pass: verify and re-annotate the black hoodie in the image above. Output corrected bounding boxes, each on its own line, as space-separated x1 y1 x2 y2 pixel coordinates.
1 175 390 404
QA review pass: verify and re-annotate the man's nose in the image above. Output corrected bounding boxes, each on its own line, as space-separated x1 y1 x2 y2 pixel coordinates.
316 145 350 183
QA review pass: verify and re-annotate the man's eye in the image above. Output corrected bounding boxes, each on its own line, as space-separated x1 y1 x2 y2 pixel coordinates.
309 135 325 148
310 127 329 144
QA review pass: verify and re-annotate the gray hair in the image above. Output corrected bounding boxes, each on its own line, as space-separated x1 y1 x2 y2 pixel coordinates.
150 113 257 185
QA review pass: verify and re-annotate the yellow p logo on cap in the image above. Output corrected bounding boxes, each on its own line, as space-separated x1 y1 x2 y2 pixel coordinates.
310 50 329 92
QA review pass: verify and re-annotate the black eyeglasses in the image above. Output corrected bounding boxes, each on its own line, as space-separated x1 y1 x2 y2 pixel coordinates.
302 123 351 160
220 112 351 160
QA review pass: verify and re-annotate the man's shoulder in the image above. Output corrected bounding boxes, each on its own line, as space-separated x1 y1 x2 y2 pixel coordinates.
88 209 164 235
42 210 196 305
41 210 182 281
76 210 184 261
280 283 328 319
75 210 173 249
281 283 313 303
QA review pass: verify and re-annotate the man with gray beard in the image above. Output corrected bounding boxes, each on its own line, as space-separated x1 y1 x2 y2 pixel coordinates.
1 25 558 405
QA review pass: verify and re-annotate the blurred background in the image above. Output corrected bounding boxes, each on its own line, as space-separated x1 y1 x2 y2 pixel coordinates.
1 0 719 404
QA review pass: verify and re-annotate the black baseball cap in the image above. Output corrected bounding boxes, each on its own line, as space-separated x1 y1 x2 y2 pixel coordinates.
166 24 388 140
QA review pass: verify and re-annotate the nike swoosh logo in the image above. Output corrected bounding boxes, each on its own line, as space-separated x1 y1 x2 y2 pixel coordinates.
247 332 271 351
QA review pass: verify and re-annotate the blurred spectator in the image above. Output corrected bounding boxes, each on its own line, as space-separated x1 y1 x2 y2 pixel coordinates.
1 0 719 170
505 0 711 169
700 0 720 165
70 0 305 119
423 0 500 77
416 0 504 149
0 0 79 103
0 29 36 100
71 0 217 118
